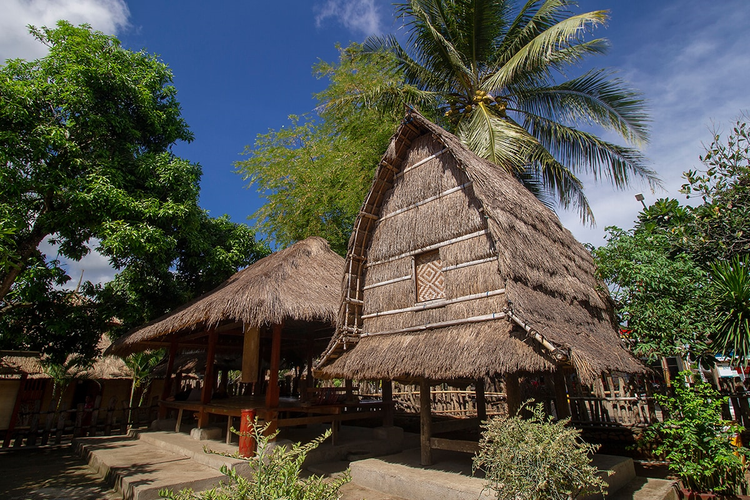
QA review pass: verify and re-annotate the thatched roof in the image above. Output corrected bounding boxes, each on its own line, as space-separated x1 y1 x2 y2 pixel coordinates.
317 110 642 384
0 337 131 380
110 237 345 356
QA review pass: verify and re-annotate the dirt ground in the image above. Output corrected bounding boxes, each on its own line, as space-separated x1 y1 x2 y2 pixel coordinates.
0 445 120 500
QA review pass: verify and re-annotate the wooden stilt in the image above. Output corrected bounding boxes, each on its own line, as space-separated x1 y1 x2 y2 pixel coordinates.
4 373 27 447
382 379 394 427
304 338 315 403
266 323 282 409
552 369 571 419
420 378 432 466
475 378 487 421
241 325 260 383
505 372 521 417
159 340 178 419
345 379 354 403
198 329 218 428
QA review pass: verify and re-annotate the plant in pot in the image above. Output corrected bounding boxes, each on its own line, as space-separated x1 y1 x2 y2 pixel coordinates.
473 401 608 500
637 371 748 498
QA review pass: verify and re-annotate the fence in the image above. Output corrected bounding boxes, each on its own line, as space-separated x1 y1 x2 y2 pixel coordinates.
2 395 159 448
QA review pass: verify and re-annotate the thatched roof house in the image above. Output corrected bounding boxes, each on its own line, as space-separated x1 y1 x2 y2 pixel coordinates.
317 110 642 386
110 236 344 356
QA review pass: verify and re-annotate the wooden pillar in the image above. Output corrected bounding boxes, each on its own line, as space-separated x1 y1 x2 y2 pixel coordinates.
382 379 394 427
198 329 218 428
266 323 282 409
660 357 672 388
552 369 571 419
304 338 315 402
345 379 354 403
241 325 260 384
4 373 27 447
420 378 432 466
505 372 521 417
159 340 178 418
475 378 487 421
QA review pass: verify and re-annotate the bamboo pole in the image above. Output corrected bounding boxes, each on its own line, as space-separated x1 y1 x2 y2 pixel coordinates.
382 379 394 427
158 340 178 418
552 369 571 419
198 329 218 428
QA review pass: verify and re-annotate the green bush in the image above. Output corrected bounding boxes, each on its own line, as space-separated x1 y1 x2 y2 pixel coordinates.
473 402 607 500
160 421 349 500
637 372 748 495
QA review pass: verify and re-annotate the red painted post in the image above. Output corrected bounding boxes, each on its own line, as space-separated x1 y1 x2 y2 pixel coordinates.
239 409 256 458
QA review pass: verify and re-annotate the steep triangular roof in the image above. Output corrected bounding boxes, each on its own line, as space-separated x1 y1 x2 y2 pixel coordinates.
317 110 642 383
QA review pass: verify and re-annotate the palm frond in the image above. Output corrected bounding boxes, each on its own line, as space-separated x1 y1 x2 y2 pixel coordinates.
457 105 536 169
487 10 608 91
520 113 660 190
513 69 649 145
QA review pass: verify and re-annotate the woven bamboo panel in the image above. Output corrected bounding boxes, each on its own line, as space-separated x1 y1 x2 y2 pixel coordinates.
416 250 445 302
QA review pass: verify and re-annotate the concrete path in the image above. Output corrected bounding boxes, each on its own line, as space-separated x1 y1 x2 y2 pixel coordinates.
0 446 121 500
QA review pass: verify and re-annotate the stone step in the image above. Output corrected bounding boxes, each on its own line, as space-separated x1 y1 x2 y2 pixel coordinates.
344 448 677 500
74 434 228 500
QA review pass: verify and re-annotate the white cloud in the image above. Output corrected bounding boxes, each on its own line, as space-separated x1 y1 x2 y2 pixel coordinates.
560 1 750 246
0 0 129 62
314 0 383 37
39 238 117 289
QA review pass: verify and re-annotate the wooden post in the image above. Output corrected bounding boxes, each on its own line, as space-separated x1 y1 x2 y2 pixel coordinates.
198 329 218 428
420 378 432 466
305 338 315 403
660 357 672 388
505 372 521 417
4 373 27 447
159 340 178 418
552 369 571 419
345 379 354 403
241 325 260 384
475 378 487 421
266 323 282 409
382 379 394 427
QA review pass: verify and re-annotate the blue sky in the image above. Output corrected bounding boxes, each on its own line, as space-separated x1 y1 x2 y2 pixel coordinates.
2 0 749 285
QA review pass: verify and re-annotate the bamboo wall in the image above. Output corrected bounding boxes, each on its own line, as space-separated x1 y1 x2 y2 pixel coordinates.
362 134 506 335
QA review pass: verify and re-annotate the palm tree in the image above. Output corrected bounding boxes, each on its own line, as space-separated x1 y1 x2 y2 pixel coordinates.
711 256 750 364
343 0 660 223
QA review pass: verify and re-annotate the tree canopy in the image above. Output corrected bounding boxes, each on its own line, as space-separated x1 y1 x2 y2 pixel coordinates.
235 44 404 255
594 118 750 364
0 22 265 362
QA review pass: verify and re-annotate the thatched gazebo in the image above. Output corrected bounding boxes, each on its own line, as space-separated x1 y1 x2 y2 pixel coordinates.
316 110 643 464
110 236 344 428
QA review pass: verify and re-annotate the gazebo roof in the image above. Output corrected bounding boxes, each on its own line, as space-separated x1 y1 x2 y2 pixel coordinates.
110 236 345 355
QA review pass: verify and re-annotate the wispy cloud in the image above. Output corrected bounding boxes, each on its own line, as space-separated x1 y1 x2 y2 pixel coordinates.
0 0 129 62
314 0 383 37
560 0 750 246
39 238 116 290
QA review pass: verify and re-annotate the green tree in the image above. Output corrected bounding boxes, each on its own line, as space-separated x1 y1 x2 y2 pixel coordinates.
235 45 403 255
593 200 713 362
710 256 750 364
332 0 659 222
0 22 265 360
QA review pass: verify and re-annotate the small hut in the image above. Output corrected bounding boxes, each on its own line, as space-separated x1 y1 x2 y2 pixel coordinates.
316 110 643 464
109 236 345 430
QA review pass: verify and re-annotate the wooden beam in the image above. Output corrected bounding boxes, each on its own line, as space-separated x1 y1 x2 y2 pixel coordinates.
420 378 432 466
198 329 218 428
430 437 479 454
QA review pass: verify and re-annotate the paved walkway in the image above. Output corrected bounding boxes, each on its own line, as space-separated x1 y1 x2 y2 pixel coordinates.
0 446 121 500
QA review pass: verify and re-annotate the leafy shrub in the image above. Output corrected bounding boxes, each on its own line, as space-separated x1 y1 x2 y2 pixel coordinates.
160 420 349 500
473 402 607 500
637 372 748 495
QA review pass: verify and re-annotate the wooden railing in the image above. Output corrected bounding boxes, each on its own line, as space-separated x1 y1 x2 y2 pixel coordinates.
2 395 159 448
